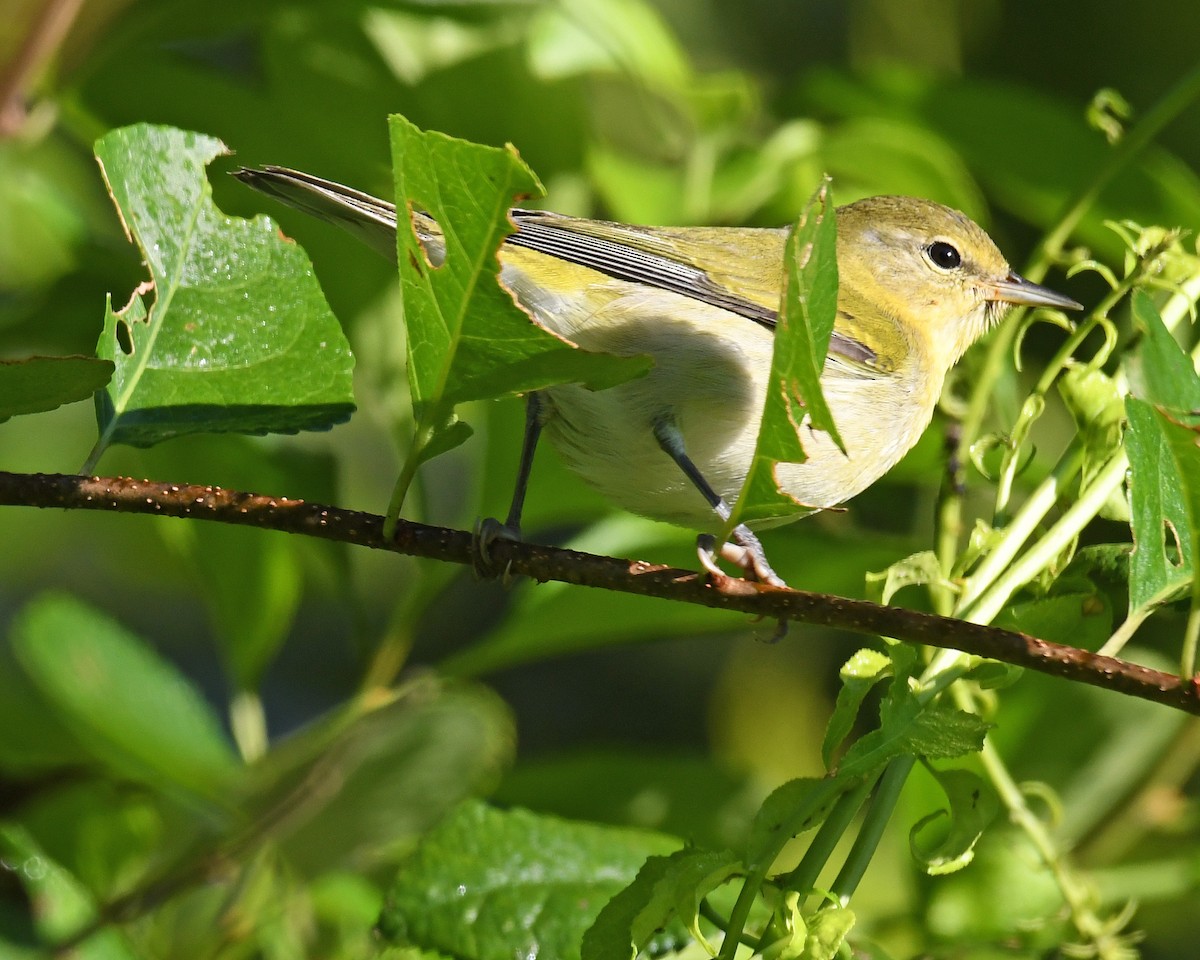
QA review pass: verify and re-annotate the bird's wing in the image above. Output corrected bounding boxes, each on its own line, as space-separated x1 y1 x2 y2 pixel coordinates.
233 168 882 375
508 211 880 375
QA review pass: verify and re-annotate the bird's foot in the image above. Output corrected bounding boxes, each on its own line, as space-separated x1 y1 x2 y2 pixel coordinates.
694 532 788 588
472 517 522 584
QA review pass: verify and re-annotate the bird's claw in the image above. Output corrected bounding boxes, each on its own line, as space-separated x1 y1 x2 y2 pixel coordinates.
472 517 521 584
695 534 787 588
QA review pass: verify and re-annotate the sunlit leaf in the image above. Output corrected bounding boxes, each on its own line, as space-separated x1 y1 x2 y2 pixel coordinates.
726 179 839 528
379 800 679 960
91 124 355 460
389 114 650 496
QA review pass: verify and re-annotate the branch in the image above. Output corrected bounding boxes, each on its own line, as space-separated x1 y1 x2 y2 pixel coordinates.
3 470 1197 715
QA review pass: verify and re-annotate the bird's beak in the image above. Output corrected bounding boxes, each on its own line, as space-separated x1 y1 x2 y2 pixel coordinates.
984 271 1082 311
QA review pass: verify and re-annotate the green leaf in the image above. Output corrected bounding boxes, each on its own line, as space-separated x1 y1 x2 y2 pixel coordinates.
1125 398 1193 611
822 648 892 768
993 593 1112 651
865 550 948 605
90 124 355 458
189 522 304 690
836 693 988 782
583 848 742 960
9 593 239 811
726 178 840 528
379 800 679 960
0 825 138 958
527 0 691 89
0 136 97 291
389 114 650 499
745 777 845 868
1057 366 1128 521
1120 289 1200 647
910 768 1000 875
1128 289 1200 410
0 356 113 422
364 7 524 85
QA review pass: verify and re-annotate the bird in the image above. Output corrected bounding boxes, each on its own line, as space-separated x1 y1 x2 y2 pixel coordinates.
233 165 1081 585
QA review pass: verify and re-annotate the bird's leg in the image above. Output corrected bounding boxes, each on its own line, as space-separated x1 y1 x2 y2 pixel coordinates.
651 416 786 588
475 392 545 575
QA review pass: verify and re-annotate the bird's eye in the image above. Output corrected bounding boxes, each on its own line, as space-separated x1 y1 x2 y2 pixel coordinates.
927 241 962 270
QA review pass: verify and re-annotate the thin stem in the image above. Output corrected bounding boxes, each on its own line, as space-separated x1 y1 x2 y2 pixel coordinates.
775 777 877 896
968 704 1136 956
961 450 1128 626
828 757 914 905
957 61 1200 465
955 441 1085 613
1096 606 1153 658
1034 60 1200 276
1181 605 1200 679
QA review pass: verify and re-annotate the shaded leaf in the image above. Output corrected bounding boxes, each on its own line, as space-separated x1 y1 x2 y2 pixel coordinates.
248 679 515 876
0 356 114 422
9 593 239 812
0 825 138 958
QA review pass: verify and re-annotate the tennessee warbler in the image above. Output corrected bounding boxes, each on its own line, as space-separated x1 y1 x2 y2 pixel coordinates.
234 166 1080 584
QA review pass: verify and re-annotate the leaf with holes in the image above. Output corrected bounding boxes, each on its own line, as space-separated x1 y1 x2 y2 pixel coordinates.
90 124 354 463
725 178 839 529
1125 292 1200 618
389 114 650 501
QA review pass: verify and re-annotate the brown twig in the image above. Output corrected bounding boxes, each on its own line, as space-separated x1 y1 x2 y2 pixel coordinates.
2 469 1197 715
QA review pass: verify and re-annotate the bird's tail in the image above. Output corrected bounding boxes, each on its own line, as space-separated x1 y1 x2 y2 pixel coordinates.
232 165 440 262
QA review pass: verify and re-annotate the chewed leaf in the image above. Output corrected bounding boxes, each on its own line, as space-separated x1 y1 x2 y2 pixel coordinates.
90 124 355 461
388 114 651 502
1126 294 1200 627
725 178 839 529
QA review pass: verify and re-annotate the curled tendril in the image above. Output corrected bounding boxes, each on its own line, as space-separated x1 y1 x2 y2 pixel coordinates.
1086 87 1133 145
1083 315 1119 374
1012 308 1078 373
1017 780 1064 828
1067 258 1120 288
968 432 1038 483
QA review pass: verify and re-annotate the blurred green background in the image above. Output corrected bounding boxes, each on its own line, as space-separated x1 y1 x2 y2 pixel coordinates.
2 1 1199 956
